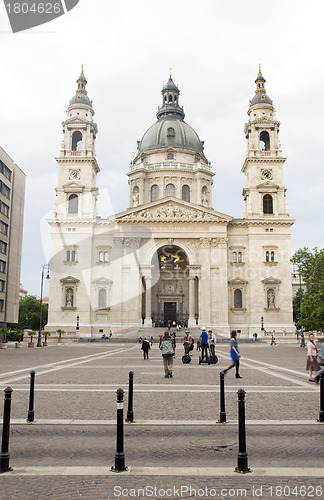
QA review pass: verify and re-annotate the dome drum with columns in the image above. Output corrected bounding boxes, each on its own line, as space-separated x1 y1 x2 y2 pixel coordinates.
47 66 294 337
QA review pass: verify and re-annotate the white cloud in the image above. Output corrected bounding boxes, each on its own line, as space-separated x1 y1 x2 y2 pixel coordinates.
0 0 323 294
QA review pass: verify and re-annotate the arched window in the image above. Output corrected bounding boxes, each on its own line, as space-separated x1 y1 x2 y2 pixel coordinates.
263 194 273 214
182 185 190 202
151 184 159 202
98 288 107 308
271 251 275 262
233 252 237 263
72 131 82 151
167 127 175 137
266 251 270 262
165 183 175 197
68 194 78 214
234 289 243 309
260 131 270 151
238 252 242 263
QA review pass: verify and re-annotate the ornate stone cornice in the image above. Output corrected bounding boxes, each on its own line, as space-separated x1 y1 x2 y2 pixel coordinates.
118 203 223 223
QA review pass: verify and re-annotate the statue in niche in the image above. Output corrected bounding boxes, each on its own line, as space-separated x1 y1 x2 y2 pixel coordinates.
267 289 275 308
202 192 208 207
132 192 139 207
66 288 74 308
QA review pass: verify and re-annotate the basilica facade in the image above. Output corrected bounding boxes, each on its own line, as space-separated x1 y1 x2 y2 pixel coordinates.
47 67 294 336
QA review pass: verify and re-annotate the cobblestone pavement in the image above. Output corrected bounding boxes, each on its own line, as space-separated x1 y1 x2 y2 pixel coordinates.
0 341 323 499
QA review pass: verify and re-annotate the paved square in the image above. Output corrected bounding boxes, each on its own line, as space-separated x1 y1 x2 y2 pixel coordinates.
0 338 323 499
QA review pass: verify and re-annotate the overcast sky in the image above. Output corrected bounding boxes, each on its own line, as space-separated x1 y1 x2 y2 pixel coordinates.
0 0 323 297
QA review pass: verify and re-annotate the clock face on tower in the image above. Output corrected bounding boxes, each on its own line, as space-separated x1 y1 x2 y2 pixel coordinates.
261 169 272 180
69 169 81 180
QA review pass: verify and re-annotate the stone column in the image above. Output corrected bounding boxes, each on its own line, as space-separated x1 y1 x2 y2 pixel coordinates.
144 276 152 327
188 276 196 327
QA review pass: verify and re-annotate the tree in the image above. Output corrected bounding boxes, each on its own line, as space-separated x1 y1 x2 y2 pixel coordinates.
291 247 324 331
18 295 48 331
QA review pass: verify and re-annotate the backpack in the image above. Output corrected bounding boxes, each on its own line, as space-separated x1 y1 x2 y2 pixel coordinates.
160 337 175 356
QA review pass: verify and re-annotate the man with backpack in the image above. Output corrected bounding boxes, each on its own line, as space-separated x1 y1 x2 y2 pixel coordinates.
159 330 176 378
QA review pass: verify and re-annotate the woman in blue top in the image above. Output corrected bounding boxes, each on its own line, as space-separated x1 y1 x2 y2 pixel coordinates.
223 330 242 378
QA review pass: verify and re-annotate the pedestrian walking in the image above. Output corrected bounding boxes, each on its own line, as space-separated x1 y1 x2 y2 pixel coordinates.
223 330 242 378
306 333 320 382
159 330 175 378
270 334 276 345
150 336 153 346
141 336 150 360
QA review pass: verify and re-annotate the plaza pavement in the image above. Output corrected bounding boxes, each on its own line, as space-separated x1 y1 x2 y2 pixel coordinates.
0 337 323 499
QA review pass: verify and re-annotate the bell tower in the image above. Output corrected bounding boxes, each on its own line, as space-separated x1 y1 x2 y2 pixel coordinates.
53 66 99 219
242 66 289 219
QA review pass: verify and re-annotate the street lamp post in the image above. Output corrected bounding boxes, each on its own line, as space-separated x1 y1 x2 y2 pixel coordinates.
37 264 50 348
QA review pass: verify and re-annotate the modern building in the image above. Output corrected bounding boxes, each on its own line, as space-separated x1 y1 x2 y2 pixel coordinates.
0 147 25 327
47 66 294 336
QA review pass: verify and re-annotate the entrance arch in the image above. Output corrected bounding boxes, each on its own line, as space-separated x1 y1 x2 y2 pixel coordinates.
151 245 191 327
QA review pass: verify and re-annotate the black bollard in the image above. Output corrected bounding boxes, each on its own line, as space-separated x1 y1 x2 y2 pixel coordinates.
126 371 134 423
318 372 324 423
235 389 251 473
0 387 13 473
27 370 35 423
111 388 128 472
218 371 226 423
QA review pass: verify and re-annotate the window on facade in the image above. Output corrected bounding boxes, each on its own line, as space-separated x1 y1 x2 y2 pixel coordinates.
151 184 159 202
0 160 12 181
66 250 76 262
265 251 269 262
165 183 175 197
238 252 242 263
232 252 237 263
99 251 109 263
167 127 175 137
0 202 9 217
0 280 5 292
72 131 82 151
0 221 8 235
0 299 3 312
263 194 273 214
260 131 270 151
167 153 174 159
234 289 243 309
182 185 190 202
0 260 6 273
0 181 10 199
98 288 107 308
271 251 275 262
0 241 7 254
68 194 78 214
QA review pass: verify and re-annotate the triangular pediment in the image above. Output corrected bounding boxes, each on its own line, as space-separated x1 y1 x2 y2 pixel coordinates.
256 181 279 190
63 116 89 126
115 197 233 224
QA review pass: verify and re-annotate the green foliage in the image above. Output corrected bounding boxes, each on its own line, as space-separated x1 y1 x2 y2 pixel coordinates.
0 327 8 343
6 330 24 341
18 295 48 331
56 329 64 339
292 247 324 331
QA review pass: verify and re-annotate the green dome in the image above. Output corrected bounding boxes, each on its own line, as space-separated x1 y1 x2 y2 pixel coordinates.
69 92 93 107
138 116 205 155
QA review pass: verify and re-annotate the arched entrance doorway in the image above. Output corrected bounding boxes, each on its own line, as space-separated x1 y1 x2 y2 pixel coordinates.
151 245 190 327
